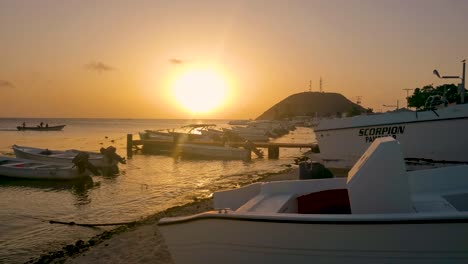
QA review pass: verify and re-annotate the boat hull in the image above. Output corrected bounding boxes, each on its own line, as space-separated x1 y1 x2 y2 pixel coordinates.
159 138 468 263
13 145 116 168
0 157 89 180
177 143 251 160
160 213 468 264
315 104 468 168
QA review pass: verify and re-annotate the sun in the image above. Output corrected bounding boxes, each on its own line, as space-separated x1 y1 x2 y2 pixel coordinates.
172 69 229 114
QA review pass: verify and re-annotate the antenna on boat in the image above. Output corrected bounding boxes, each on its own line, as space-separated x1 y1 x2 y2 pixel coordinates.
463 59 466 104
433 60 466 103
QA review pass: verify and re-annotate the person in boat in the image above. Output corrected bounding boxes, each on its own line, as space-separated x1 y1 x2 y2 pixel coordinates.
40 122 43 127
22 122 25 128
46 123 48 128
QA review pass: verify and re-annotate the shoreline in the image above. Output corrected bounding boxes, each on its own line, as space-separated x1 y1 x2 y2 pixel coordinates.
29 166 300 264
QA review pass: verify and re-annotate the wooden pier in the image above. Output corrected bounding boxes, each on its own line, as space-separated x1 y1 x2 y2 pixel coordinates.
127 134 317 159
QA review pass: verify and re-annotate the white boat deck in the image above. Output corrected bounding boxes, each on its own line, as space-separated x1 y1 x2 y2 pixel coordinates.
158 138 468 264
212 138 468 216
236 193 296 213
218 187 466 215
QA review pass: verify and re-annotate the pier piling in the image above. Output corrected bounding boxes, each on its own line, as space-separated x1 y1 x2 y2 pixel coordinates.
127 134 133 159
268 146 280 159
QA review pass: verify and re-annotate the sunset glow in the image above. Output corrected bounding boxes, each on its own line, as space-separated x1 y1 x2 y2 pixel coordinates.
0 1 467 118
171 69 229 114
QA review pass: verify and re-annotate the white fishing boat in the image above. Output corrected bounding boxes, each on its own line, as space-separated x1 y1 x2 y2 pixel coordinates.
223 127 270 142
139 124 223 143
159 137 468 263
314 60 468 169
12 145 125 173
139 130 174 141
0 156 91 180
176 143 252 161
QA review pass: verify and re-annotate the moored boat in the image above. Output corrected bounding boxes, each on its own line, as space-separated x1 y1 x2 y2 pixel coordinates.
159 137 468 263
139 124 224 143
0 156 91 180
314 60 468 169
176 143 252 161
12 145 126 174
314 103 468 169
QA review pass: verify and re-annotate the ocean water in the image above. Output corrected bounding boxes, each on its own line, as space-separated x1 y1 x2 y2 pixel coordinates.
0 118 315 263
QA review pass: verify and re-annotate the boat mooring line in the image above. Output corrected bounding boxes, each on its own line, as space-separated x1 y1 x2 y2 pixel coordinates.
49 220 136 227
9 213 137 228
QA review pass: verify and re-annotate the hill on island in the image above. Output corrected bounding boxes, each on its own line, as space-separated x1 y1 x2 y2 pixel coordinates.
256 92 366 120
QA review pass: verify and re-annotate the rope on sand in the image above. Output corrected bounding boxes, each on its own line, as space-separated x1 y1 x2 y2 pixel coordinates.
49 220 136 227
11 213 137 227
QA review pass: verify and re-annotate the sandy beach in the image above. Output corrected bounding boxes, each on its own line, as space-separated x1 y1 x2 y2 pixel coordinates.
32 167 300 264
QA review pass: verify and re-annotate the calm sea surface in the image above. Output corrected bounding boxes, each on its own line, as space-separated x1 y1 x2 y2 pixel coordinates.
0 118 315 263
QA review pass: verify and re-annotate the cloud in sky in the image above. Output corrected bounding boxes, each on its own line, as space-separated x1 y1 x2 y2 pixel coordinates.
169 58 184 65
85 61 115 73
0 80 15 88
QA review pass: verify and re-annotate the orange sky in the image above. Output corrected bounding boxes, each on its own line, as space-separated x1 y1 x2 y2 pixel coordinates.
1 0 467 119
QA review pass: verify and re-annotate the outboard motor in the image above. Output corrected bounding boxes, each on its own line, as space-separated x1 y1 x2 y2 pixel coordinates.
100 146 126 175
100 146 126 164
72 152 100 176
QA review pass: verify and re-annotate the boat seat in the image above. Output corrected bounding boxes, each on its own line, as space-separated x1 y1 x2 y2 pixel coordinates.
236 193 296 213
297 189 351 214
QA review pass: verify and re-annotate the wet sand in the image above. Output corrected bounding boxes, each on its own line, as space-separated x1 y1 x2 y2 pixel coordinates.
34 167 300 264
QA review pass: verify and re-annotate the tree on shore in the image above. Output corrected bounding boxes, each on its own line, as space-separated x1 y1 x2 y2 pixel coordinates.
407 83 462 110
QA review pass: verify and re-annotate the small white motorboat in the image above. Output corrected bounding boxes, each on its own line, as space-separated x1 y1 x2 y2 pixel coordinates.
0 156 91 180
12 145 125 173
159 137 468 263
139 130 174 141
176 143 252 161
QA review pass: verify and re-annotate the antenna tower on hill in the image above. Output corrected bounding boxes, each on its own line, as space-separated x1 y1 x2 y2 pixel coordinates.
402 88 413 98
356 96 362 105
402 88 413 108
319 77 323 93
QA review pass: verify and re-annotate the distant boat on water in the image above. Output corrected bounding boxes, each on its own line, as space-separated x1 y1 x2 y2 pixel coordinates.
17 125 65 131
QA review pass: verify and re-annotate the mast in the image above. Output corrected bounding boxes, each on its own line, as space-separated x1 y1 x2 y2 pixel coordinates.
433 59 466 104
462 60 466 104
